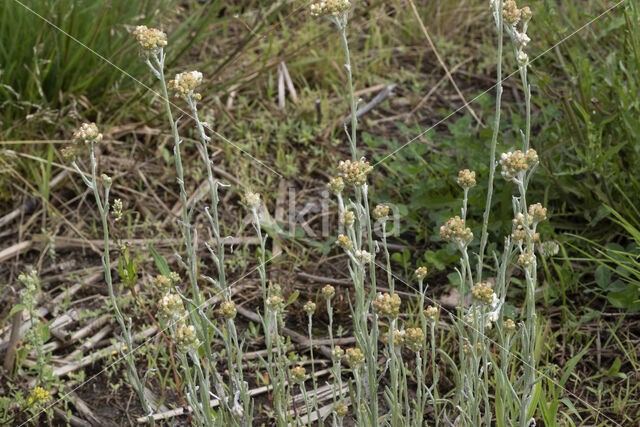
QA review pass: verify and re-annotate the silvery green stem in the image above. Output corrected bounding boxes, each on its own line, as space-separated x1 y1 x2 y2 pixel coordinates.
307 315 320 419
338 22 358 160
79 143 154 425
478 0 505 282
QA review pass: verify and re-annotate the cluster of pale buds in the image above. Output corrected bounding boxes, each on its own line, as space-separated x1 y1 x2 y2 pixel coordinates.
372 204 390 220
382 328 405 347
336 234 354 251
303 300 317 316
322 284 336 299
332 345 345 360
158 293 186 323
309 0 351 17
372 292 401 319
340 210 355 227
528 202 547 223
414 266 428 280
112 199 124 222
465 307 499 329
266 295 285 312
539 240 559 258
336 159 373 186
175 324 201 353
354 249 372 264
328 177 345 195
73 122 103 145
344 347 365 368
457 169 477 189
154 272 180 294
404 327 424 352
503 318 517 334
424 305 439 322
290 365 307 384
168 71 203 101
499 149 538 181
217 301 237 320
440 216 474 246
518 251 536 268
471 282 499 305
242 191 261 210
133 25 167 55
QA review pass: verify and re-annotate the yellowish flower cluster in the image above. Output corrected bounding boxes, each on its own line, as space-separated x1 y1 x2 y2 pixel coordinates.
471 282 496 305
340 210 355 227
503 318 517 333
499 149 538 181
133 25 167 55
242 191 261 210
382 328 405 347
158 293 186 322
337 159 373 186
336 234 354 251
354 249 372 264
328 176 345 195
518 252 535 268
27 387 50 406
73 122 103 145
334 402 349 417
218 301 237 320
309 0 351 17
528 203 547 223
266 295 285 312
424 305 439 322
332 345 345 360
502 0 521 25
290 365 307 384
404 327 424 352
372 292 401 319
344 347 365 368
457 169 477 189
303 300 316 316
372 204 390 220
322 284 336 300
175 324 201 353
414 266 428 280
440 216 473 245
168 71 203 101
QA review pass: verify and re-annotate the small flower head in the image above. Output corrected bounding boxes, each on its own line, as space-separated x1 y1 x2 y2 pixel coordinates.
424 305 439 323
518 252 536 268
414 266 428 281
340 210 355 227
372 204 390 220
328 177 345 195
344 347 365 368
516 31 531 47
540 241 559 258
73 122 103 145
290 365 307 384
336 159 373 186
334 401 349 418
242 191 261 210
440 216 474 246
520 6 533 21
404 327 424 352
336 234 354 251
528 203 547 223
502 0 521 25
503 318 517 334
310 0 351 17
168 71 203 101
372 292 401 319
322 284 336 300
175 324 201 353
133 25 167 55
154 274 172 294
158 293 186 322
383 328 405 347
218 301 237 320
168 271 181 284
457 169 477 189
354 249 372 264
462 341 483 355
332 345 345 361
517 50 529 67
112 198 124 222
471 282 497 305
266 295 284 312
101 174 112 187
303 300 317 316
61 145 78 161
499 149 538 181
27 387 50 407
